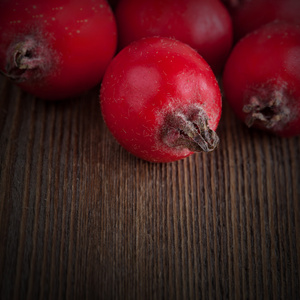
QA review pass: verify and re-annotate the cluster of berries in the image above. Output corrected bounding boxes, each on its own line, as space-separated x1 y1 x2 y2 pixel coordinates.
0 0 299 162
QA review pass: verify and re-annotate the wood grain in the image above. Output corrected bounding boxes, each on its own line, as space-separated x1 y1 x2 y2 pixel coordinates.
0 77 299 299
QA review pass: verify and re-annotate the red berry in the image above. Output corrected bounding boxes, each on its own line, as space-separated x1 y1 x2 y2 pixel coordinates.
223 0 300 41
115 0 233 74
222 21 300 137
100 37 222 162
0 0 117 100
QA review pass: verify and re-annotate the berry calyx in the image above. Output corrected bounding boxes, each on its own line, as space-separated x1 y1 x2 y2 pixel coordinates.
161 105 219 152
4 36 52 82
242 89 290 130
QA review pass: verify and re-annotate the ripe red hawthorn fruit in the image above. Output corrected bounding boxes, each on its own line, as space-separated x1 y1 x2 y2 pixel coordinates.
222 0 300 41
0 0 117 100
100 37 222 163
115 0 233 74
222 21 300 137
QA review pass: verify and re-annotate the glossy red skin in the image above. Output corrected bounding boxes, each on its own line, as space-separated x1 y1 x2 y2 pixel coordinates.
115 0 233 74
222 22 300 137
225 0 300 41
100 37 222 162
0 0 117 100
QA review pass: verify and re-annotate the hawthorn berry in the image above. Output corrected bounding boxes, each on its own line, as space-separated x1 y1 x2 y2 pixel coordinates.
100 37 222 162
0 0 117 100
222 21 300 137
115 0 233 74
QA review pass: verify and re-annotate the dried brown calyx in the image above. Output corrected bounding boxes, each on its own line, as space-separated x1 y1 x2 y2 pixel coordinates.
243 90 290 129
2 36 52 82
161 105 219 152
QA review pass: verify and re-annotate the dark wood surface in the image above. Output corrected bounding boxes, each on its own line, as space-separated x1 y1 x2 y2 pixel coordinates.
0 76 299 299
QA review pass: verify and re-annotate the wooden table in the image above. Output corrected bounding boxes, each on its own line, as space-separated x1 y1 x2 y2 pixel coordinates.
0 76 299 299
